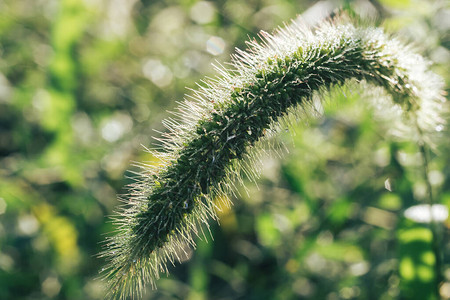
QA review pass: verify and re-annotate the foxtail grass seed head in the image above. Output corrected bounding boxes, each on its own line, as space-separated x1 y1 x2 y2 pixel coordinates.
99 14 446 299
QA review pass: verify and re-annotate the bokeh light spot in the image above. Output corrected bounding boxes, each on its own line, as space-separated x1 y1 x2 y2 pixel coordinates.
142 59 173 88
190 1 215 24
41 276 61 298
18 214 39 236
101 113 133 142
404 204 449 223
206 36 225 55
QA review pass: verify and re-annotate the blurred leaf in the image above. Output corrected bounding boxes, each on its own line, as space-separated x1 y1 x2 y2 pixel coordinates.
398 219 438 300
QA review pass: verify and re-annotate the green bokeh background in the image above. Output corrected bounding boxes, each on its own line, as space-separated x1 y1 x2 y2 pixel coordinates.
0 0 449 299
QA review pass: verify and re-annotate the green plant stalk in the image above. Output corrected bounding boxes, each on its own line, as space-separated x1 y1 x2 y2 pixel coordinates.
100 15 445 299
417 125 444 295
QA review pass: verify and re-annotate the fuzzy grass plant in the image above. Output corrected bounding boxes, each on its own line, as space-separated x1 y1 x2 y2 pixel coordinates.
100 14 445 299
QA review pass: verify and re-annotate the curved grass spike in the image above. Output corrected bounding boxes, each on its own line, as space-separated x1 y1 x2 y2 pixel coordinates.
100 14 445 299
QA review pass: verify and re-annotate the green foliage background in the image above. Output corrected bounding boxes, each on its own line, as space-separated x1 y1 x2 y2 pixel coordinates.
0 0 448 299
